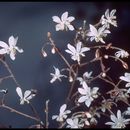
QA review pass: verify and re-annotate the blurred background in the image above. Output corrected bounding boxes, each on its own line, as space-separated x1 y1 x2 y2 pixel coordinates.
0 2 130 128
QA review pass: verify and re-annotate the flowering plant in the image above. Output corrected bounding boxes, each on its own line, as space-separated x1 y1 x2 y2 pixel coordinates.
0 8 130 129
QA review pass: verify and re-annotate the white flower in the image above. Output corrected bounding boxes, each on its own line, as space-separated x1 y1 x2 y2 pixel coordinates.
78 82 99 107
119 73 130 87
50 66 67 83
87 24 110 43
77 71 93 85
105 110 130 128
66 117 84 128
65 42 90 64
16 87 36 105
0 36 23 60
52 11 75 31
52 104 71 122
101 9 117 28
115 50 129 58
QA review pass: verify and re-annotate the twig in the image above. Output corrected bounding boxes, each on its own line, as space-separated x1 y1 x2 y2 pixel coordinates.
45 100 50 128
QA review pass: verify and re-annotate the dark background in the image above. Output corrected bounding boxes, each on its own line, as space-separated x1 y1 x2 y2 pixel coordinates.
0 2 130 128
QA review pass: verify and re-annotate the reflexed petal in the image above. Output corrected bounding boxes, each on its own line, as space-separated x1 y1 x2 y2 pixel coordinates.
92 87 99 94
111 114 117 122
10 51 15 60
90 37 95 41
67 16 75 22
9 36 17 47
105 122 114 126
20 99 25 105
0 49 8 54
78 88 87 95
82 82 89 90
120 76 130 82
16 87 23 99
85 120 90 126
65 49 74 55
52 16 61 23
60 104 66 114
76 42 81 52
50 77 56 83
65 110 71 114
67 118 74 126
0 41 8 48
78 96 87 103
81 47 90 53
61 12 68 21
110 9 116 17
67 24 74 31
105 9 109 19
54 67 60 76
67 44 76 53
89 24 97 35
15 47 23 53
56 24 64 31
99 38 105 43
125 73 130 77
104 30 111 34
24 90 31 99
52 115 58 120
126 83 130 88
85 99 91 107
117 110 121 119
87 32 94 37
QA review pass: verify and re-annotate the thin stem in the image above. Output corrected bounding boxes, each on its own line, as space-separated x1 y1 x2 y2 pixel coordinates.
66 66 78 102
47 32 76 76
0 59 21 87
45 100 50 128
29 103 40 121
0 104 41 123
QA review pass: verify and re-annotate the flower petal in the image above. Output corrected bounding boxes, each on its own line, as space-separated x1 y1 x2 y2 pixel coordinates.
9 36 17 47
61 12 68 22
67 24 74 31
60 104 66 114
0 49 8 54
67 16 75 22
16 87 23 99
89 24 97 36
67 44 76 53
10 51 15 60
0 41 8 48
78 96 87 103
52 16 61 23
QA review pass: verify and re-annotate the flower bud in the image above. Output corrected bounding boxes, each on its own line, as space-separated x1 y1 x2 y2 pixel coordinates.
51 47 56 54
104 55 108 59
102 72 106 77
69 76 73 82
42 50 47 57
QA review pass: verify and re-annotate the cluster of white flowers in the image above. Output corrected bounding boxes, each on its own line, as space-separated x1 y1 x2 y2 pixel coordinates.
87 24 111 43
101 9 117 28
1 8 129 129
87 9 118 44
